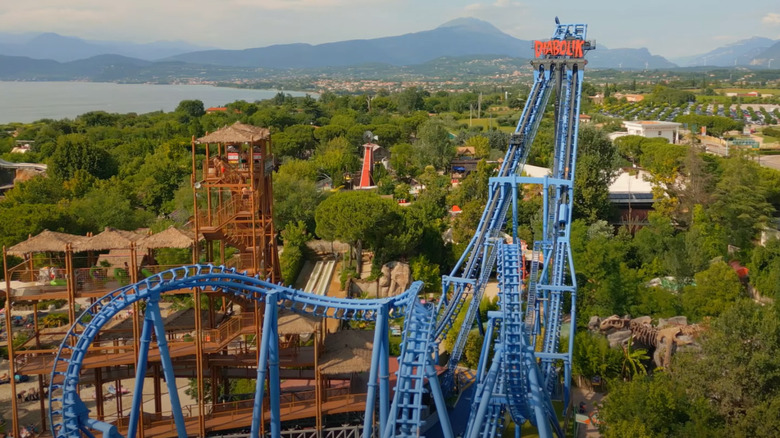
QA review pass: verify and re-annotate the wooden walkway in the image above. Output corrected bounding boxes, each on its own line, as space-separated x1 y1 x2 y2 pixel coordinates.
115 393 367 437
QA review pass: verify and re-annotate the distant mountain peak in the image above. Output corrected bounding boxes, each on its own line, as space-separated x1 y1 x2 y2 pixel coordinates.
437 17 504 35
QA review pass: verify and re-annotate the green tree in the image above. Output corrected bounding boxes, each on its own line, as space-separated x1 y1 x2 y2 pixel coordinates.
50 133 116 180
70 179 153 232
396 87 427 114
315 190 401 269
710 155 774 248
2 175 67 206
463 135 491 158
273 169 326 234
131 140 190 213
572 331 623 382
573 125 617 223
680 260 743 320
410 255 441 294
175 100 206 118
673 301 780 436
272 124 316 159
684 205 727 272
599 373 721 438
621 336 649 380
414 118 454 170
313 137 360 186
749 237 780 299
389 143 417 180
279 221 311 286
0 204 73 247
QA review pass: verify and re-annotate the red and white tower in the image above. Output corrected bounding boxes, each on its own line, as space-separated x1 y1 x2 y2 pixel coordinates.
357 143 375 188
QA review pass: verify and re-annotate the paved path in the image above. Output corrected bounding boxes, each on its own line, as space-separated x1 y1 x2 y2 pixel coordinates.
570 385 604 437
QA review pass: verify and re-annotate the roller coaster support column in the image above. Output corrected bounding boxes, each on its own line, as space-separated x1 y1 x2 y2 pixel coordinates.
148 297 187 438
477 314 499 381
379 306 391 435
427 364 454 438
269 296 281 437
127 312 154 438
512 181 519 243
466 347 503 438
362 304 390 438
250 292 279 437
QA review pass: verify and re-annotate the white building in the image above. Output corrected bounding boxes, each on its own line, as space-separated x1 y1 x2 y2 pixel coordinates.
622 121 682 144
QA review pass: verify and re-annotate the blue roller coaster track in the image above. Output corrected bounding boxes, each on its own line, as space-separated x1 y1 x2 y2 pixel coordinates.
50 20 592 438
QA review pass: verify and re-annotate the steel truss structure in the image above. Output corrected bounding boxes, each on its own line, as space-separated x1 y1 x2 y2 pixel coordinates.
51 21 592 438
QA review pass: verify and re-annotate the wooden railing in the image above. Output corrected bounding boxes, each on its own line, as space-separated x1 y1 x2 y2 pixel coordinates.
113 389 367 433
201 313 254 346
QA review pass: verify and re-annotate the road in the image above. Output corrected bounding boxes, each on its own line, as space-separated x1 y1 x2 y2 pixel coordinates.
700 138 780 171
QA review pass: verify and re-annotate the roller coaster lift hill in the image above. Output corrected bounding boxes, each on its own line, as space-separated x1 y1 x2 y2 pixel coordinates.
49 19 593 438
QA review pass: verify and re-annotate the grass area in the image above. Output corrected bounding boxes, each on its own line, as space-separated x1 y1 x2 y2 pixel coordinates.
715 88 779 95
502 400 574 438
759 135 780 145
457 117 516 133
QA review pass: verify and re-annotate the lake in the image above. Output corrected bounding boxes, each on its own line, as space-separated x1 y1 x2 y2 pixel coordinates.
0 81 315 124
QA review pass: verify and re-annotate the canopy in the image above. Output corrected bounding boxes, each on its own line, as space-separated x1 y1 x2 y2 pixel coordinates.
318 330 374 375
196 121 270 144
277 310 319 336
137 226 194 250
73 227 145 252
7 230 87 255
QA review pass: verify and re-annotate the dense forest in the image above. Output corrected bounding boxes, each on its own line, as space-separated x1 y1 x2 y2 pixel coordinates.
2 84 780 436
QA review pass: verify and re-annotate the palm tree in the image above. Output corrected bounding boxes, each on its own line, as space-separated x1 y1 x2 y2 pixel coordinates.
621 335 649 380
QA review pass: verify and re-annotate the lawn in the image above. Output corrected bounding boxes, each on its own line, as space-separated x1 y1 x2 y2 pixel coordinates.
457 116 516 133
715 88 779 95
502 400 575 438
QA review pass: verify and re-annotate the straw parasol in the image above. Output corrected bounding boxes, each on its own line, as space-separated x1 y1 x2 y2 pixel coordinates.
7 230 88 256
277 310 319 336
73 227 145 252
137 226 195 250
196 121 270 144
318 330 374 375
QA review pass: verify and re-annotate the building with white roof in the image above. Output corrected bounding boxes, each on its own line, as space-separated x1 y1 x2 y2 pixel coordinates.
622 120 682 144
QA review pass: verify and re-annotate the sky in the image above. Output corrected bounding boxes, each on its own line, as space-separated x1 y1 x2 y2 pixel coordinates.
1 0 780 59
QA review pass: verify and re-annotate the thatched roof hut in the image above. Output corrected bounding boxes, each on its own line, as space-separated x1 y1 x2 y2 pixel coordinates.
277 310 319 336
318 330 374 375
196 121 270 144
8 230 88 255
137 226 194 250
96 249 148 270
73 227 145 252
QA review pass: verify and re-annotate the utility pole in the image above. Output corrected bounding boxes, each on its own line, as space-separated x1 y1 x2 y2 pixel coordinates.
478 93 482 119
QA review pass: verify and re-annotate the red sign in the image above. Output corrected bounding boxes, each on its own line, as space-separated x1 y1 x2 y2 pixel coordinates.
534 39 585 58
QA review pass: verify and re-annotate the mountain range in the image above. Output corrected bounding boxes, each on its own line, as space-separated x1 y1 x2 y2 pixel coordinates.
674 37 780 67
0 18 778 82
0 32 211 62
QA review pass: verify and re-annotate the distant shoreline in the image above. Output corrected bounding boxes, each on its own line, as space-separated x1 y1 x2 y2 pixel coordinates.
0 81 315 124
0 79 317 95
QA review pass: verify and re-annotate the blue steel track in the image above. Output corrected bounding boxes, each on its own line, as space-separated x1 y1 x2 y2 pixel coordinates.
50 21 592 438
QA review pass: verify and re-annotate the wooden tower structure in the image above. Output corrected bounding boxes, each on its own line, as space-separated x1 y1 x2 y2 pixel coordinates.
192 122 280 282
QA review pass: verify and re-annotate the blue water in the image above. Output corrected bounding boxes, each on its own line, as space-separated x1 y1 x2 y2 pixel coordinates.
0 81 315 124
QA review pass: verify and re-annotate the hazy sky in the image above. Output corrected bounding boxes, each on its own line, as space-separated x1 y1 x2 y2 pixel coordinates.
2 0 779 58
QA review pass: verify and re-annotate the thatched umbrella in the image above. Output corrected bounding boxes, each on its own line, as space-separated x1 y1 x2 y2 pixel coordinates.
196 121 270 144
73 227 145 252
7 230 87 256
277 310 319 336
318 330 374 375
137 226 194 250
